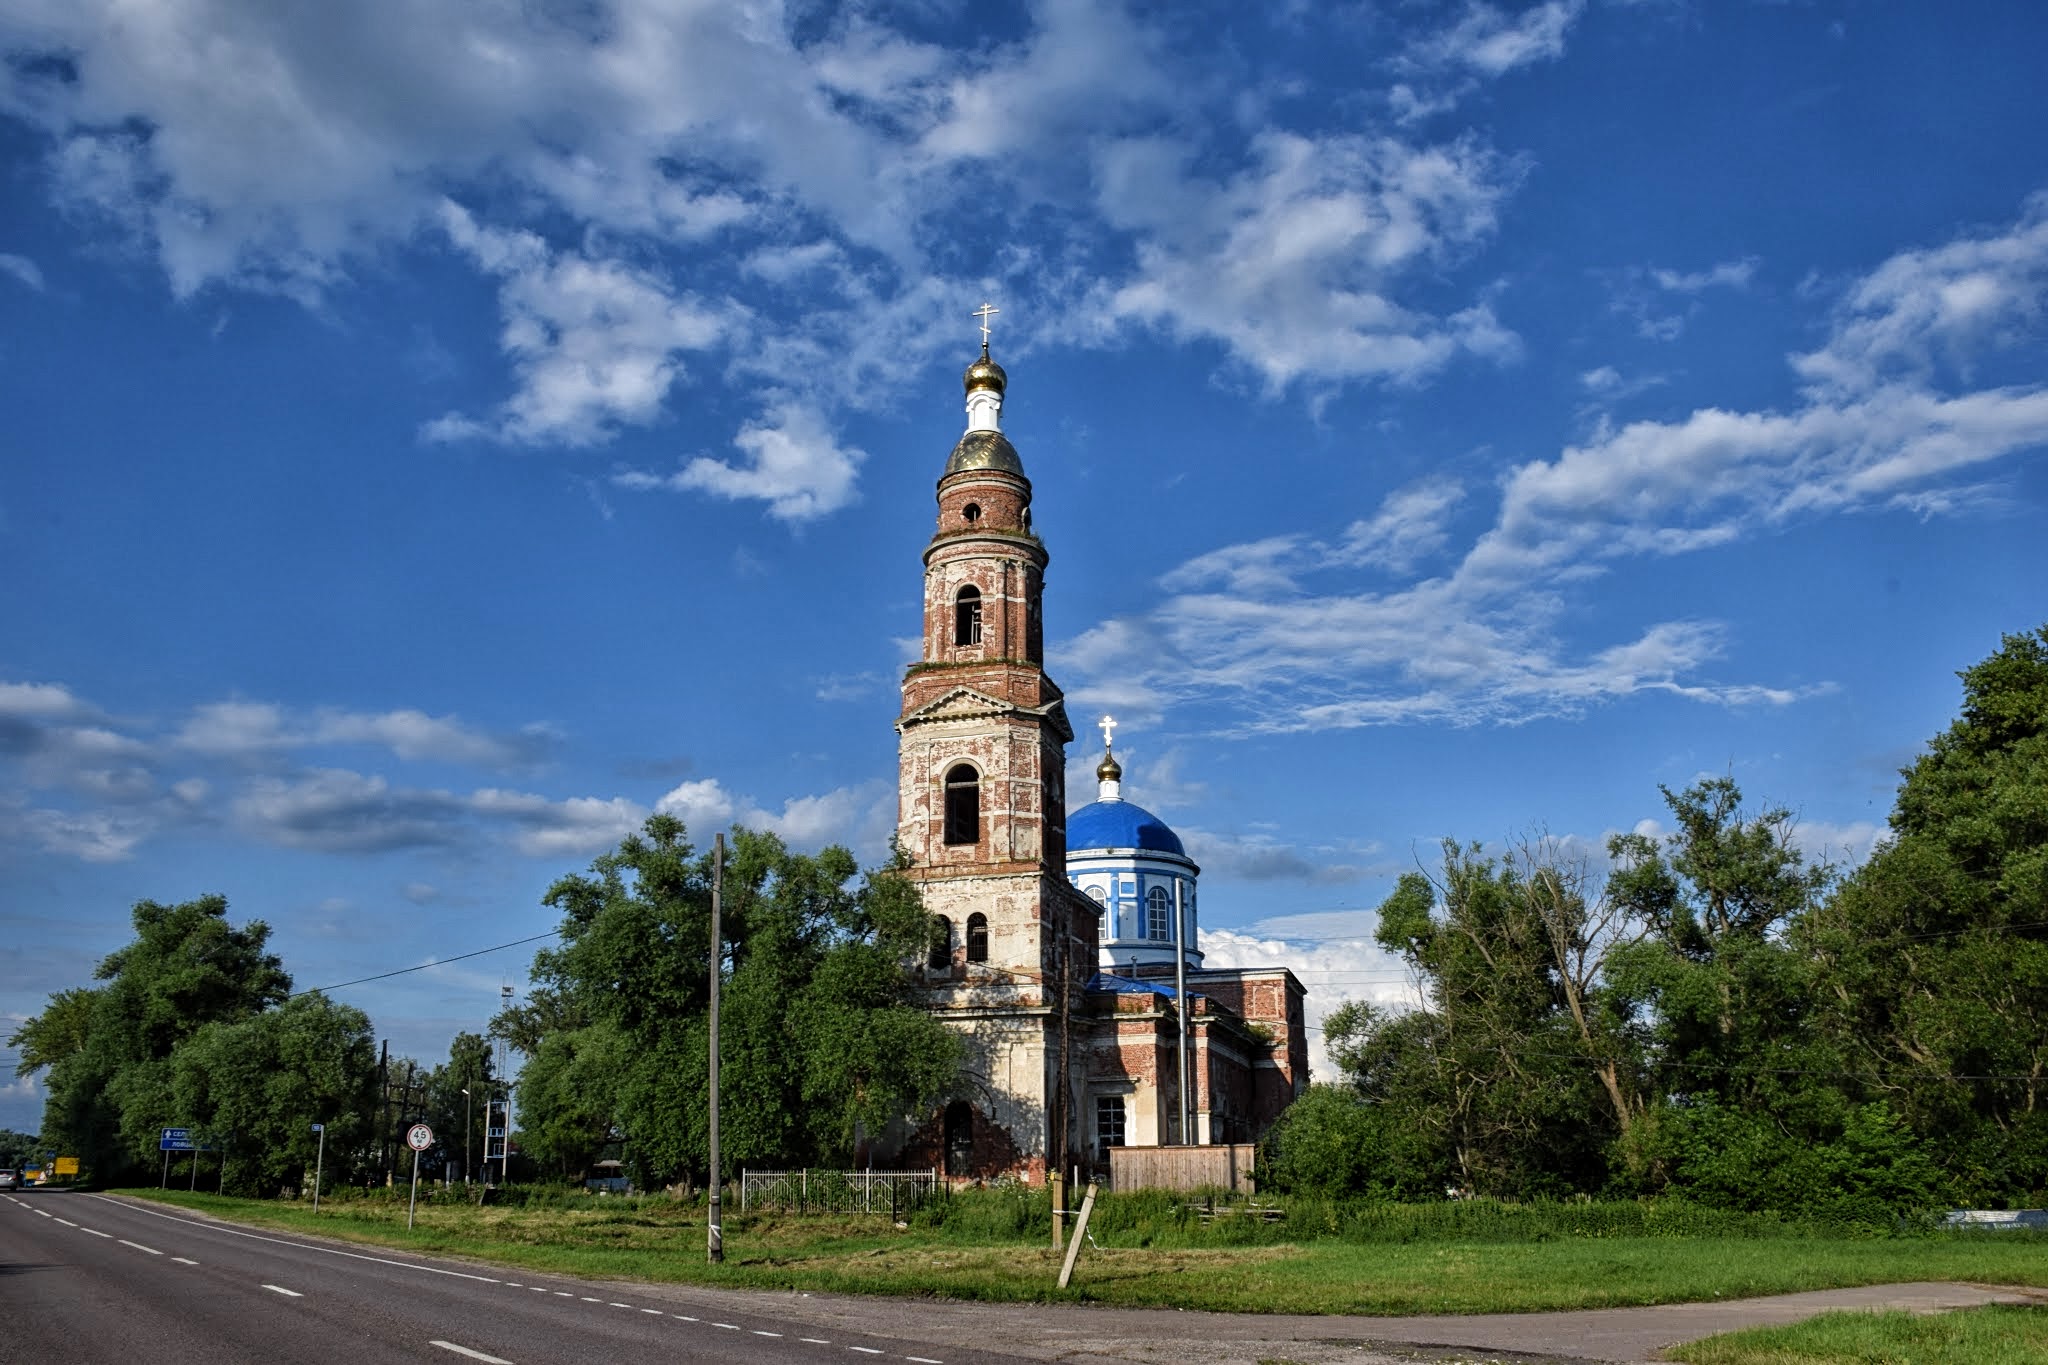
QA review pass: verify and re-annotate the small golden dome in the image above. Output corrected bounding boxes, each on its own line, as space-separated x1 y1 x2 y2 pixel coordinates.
1096 750 1123 783
964 347 1007 396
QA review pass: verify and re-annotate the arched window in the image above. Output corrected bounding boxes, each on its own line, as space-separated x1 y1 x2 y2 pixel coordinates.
1147 884 1171 940
954 585 983 646
943 764 980 845
965 912 989 963
928 915 952 970
1087 885 1107 938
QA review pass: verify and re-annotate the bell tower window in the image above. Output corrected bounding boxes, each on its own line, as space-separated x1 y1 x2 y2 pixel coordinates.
954 586 983 646
1147 884 1171 940
928 916 953 970
966 912 989 963
943 764 981 845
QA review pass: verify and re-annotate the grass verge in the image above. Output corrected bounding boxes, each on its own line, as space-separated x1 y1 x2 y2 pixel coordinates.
111 1188 2048 1316
1669 1305 2048 1364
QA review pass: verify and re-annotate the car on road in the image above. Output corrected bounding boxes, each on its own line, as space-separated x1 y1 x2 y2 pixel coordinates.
0 1169 20 1191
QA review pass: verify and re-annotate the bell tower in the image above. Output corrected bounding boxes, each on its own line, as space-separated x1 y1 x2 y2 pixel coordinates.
895 314 1094 1181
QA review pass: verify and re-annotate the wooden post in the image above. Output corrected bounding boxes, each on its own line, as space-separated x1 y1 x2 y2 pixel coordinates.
1057 1181 1099 1289
1050 1169 1065 1249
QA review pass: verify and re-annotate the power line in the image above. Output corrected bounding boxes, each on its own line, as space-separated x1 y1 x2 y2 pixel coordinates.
295 930 561 998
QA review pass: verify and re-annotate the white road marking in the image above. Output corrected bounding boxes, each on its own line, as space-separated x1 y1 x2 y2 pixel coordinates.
908 1357 944 1363
86 1195 506 1285
672 1315 699 1322
752 1329 782 1337
528 1286 546 1293
801 1338 831 1345
54 1217 77 1226
261 1284 303 1297
504 1282 521 1288
172 1257 198 1265
609 1302 630 1308
120 1239 162 1254
429 1342 514 1365
580 1296 603 1302
82 1227 113 1238
554 1291 574 1297
35 1209 51 1217
640 1308 662 1314
849 1349 884 1356
713 1322 741 1330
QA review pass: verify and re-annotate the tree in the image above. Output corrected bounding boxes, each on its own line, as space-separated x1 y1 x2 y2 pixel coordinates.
420 1032 495 1182
1257 1085 1391 1197
1359 845 1627 1197
1802 625 2048 1201
0 1130 40 1169
504 817 962 1187
10 895 290 1181
170 992 377 1196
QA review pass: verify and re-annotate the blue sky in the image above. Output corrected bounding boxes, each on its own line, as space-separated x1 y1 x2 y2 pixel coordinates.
5 1 2047 1133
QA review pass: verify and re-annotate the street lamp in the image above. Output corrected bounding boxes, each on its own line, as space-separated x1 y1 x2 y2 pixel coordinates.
461 1088 471 1188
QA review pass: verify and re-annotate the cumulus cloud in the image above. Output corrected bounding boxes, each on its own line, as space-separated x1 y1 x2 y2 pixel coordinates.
617 400 866 523
425 203 729 447
176 699 552 770
655 776 894 855
469 789 648 858
1201 921 1418 1084
1087 130 1522 391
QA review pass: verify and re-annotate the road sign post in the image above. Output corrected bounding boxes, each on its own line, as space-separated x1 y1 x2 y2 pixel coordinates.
311 1123 326 1213
406 1123 434 1230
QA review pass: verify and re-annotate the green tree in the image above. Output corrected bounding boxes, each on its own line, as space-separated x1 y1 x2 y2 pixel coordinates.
504 817 961 1187
1802 625 2048 1201
1359 844 1630 1198
1256 1084 1393 1197
0 1129 40 1169
420 1032 495 1182
10 895 290 1181
169 992 377 1196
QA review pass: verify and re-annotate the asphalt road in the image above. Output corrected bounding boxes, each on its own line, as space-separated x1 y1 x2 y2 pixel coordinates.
0 1188 1033 1365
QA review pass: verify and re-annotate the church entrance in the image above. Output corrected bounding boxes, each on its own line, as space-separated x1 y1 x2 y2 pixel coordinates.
943 1100 974 1176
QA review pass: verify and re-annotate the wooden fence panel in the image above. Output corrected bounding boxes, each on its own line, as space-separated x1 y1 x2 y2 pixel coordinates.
1107 1144 1256 1194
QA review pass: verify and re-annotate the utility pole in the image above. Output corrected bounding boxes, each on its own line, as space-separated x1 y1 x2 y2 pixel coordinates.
376 1039 390 1183
498 984 514 1184
462 1087 471 1187
707 831 724 1264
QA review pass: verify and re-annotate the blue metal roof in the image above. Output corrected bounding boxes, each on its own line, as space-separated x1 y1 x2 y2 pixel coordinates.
1067 798 1185 856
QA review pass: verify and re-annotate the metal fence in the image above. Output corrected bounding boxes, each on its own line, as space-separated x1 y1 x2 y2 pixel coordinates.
740 1168 944 1216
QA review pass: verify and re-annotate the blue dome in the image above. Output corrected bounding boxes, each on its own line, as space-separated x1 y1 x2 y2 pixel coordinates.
1067 799 1185 856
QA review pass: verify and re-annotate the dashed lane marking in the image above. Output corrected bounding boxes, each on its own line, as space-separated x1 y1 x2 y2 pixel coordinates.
54 1217 77 1226
751 1329 782 1337
261 1284 304 1298
640 1308 662 1314
800 1339 831 1346
908 1357 944 1363
120 1239 162 1254
81 1227 113 1238
553 1291 574 1297
849 1349 884 1356
609 1302 631 1309
580 1296 603 1302
671 1315 698 1322
85 1195 505 1287
528 1286 547 1293
713 1322 741 1330
172 1257 198 1266
429 1342 514 1365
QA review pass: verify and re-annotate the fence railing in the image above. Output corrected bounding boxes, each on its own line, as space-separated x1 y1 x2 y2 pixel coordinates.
740 1168 943 1216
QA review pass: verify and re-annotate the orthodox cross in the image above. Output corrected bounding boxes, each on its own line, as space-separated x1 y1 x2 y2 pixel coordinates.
974 302 999 348
1099 714 1117 751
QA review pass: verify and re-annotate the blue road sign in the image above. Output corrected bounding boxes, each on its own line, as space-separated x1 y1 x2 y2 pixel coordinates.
158 1128 213 1152
310 1122 324 1133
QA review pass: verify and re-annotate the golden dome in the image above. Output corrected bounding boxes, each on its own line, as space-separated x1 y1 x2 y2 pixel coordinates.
964 347 1007 396
944 430 1023 476
1096 750 1123 783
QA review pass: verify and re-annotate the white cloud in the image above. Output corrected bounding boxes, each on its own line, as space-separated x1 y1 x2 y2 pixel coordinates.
469 789 648 858
1201 923 1418 1085
1652 257 1758 294
0 252 43 290
232 769 470 853
1061 202 2048 735
655 776 892 854
425 202 729 447
618 399 866 523
6 800 155 862
1086 130 1522 391
1407 1 1585 78
177 698 550 770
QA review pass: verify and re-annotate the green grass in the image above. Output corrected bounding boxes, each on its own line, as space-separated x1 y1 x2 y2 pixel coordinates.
1671 1305 2048 1364
111 1188 2048 1316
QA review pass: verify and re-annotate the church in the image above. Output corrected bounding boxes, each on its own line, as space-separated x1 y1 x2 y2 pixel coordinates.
885 323 1308 1184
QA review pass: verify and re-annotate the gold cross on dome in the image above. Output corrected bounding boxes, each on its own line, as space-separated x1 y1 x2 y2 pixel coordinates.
1099 714 1117 750
974 302 999 348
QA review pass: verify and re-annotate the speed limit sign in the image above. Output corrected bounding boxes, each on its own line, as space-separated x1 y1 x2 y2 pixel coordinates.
406 1123 434 1152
